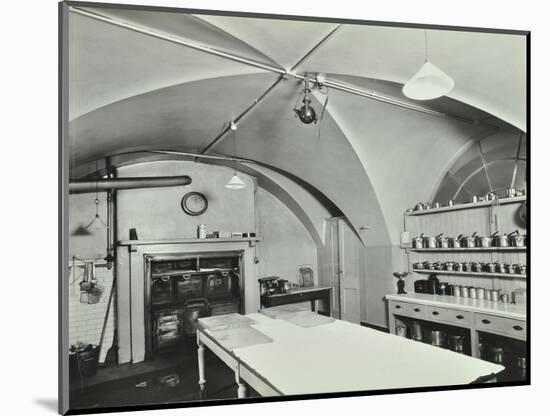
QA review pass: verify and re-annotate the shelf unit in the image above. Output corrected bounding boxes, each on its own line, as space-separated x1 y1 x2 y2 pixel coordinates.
413 269 526 279
409 247 526 252
403 196 527 297
405 196 526 216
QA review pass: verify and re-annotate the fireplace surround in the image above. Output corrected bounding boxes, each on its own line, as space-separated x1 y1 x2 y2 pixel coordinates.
116 239 258 363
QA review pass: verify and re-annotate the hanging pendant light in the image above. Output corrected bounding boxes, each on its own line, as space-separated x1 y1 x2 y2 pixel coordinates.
225 121 246 190
403 30 454 100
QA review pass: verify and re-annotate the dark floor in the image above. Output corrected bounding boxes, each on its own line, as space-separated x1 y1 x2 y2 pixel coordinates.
69 342 258 411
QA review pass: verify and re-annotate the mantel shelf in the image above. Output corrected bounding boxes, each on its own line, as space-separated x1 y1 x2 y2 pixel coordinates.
413 269 526 279
405 195 526 216
117 237 261 247
409 247 527 252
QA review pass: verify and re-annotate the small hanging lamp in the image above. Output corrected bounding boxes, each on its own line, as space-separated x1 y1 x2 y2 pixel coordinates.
225 121 246 190
402 30 454 100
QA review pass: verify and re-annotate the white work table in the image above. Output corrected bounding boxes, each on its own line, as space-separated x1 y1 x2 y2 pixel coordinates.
196 310 503 398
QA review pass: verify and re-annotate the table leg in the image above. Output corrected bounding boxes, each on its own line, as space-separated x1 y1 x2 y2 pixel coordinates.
235 365 247 398
197 335 206 390
310 299 316 312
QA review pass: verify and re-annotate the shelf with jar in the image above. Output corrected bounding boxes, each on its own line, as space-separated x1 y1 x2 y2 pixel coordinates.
405 194 526 217
413 269 526 279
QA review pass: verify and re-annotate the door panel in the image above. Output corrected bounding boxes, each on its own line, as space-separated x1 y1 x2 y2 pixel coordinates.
338 219 363 324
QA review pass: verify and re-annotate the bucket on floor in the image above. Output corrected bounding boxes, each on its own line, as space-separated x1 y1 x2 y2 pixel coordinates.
69 344 100 379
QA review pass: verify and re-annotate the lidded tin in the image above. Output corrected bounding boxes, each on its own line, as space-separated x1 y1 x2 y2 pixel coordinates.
197 224 207 239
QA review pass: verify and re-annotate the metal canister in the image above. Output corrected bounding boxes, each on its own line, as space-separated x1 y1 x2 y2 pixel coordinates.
468 287 477 299
449 335 465 354
507 264 517 274
453 285 462 297
197 224 207 239
490 289 500 302
518 264 527 275
461 286 470 298
454 262 463 272
462 262 472 272
486 262 497 273
412 321 423 342
500 293 510 303
484 291 492 301
396 326 407 338
430 330 446 348
472 262 483 272
516 357 527 379
476 287 486 299
471 195 479 203
490 347 505 364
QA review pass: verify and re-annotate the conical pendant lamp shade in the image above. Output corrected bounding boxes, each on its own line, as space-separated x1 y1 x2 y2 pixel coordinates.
225 172 246 189
402 61 454 100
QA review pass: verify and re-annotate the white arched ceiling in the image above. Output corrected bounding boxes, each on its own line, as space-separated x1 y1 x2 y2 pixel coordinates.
197 14 338 70
210 79 391 246
67 7 526 248
314 77 493 243
69 10 269 120
69 73 280 163
300 25 526 131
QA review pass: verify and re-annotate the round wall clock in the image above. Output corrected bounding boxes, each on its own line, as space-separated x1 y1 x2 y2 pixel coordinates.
181 192 208 216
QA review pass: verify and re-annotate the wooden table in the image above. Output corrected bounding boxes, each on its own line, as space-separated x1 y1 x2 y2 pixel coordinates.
196 311 503 398
260 286 332 316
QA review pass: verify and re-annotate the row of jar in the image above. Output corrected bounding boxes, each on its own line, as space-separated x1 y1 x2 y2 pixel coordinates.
408 188 526 212
413 231 526 249
413 260 527 275
414 277 526 304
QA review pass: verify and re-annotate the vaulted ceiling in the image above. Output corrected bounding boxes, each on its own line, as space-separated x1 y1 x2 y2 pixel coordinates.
67 5 527 245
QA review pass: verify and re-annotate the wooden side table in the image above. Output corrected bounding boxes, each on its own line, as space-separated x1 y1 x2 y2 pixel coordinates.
260 286 332 316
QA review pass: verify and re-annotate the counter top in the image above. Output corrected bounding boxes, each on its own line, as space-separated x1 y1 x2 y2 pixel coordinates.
385 293 526 321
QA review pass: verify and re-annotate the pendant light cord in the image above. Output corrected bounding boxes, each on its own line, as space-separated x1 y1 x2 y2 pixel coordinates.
424 29 429 62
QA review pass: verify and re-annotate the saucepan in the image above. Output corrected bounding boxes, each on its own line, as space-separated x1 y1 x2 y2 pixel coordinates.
509 230 526 247
477 231 498 248
450 234 463 248
413 233 424 249
461 232 478 248
494 231 518 247
425 233 443 249
437 234 449 248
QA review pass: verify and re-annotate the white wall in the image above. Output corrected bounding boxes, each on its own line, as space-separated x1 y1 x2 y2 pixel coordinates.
256 188 318 283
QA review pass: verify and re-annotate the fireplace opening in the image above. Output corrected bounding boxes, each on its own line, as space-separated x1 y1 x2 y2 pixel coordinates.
144 251 243 360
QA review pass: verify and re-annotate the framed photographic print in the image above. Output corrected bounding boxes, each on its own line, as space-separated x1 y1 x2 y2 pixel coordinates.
59 1 529 414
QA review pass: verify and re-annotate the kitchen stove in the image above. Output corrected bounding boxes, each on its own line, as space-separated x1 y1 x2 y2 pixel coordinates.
144 251 243 359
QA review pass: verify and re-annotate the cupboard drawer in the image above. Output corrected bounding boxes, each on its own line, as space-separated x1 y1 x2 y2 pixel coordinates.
390 301 427 319
426 306 472 327
475 313 526 340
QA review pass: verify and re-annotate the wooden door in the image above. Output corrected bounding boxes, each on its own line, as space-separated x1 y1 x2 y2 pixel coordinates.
337 219 363 324
319 219 341 318
319 218 363 323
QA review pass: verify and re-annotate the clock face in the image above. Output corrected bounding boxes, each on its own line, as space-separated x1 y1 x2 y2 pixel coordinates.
181 192 208 216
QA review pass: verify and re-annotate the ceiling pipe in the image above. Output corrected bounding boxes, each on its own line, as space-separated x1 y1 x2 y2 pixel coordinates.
69 175 192 194
70 6 495 128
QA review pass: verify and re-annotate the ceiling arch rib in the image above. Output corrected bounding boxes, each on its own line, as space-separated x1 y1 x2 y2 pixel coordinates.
71 7 489 128
69 8 280 120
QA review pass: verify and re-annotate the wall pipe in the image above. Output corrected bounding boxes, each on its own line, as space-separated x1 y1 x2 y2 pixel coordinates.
69 175 192 194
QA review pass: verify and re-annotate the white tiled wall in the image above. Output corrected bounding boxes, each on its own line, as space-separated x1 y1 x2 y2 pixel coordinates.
68 265 115 363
